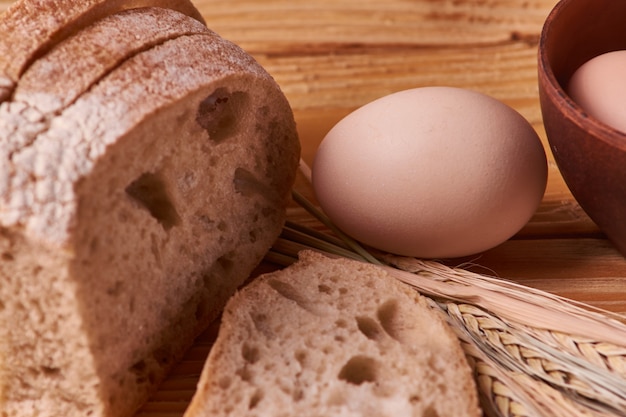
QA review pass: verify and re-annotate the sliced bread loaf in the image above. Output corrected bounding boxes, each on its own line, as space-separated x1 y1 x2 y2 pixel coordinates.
0 18 299 417
185 250 481 417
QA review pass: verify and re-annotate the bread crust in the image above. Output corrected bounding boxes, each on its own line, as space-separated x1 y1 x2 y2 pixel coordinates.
186 251 480 417
15 7 211 114
0 0 204 100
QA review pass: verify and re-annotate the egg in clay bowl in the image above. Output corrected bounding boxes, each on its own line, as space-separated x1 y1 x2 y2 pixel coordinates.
311 86 548 259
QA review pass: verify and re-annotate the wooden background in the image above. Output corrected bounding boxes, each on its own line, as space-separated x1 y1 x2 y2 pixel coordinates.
2 0 626 415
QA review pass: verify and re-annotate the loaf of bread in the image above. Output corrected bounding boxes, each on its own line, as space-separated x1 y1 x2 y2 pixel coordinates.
0 2 300 417
185 250 481 417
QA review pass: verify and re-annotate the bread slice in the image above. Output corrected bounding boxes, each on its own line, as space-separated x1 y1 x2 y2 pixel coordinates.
185 250 481 417
0 0 204 101
15 7 211 114
0 29 300 417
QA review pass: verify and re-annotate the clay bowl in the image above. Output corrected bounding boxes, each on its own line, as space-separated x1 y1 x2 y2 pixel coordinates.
538 0 626 256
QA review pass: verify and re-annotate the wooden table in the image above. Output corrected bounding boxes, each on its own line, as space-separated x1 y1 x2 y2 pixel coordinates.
2 0 625 415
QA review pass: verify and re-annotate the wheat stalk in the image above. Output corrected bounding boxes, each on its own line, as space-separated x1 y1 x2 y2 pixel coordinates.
275 166 626 416
384 255 626 416
381 254 626 343
442 302 626 415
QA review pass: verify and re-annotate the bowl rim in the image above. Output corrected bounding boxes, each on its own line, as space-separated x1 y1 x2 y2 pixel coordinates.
538 0 626 150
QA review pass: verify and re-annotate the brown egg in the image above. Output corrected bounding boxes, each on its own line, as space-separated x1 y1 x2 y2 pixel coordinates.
568 50 626 134
312 87 547 259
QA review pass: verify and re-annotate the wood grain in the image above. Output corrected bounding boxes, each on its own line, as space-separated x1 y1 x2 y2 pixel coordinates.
1 0 625 415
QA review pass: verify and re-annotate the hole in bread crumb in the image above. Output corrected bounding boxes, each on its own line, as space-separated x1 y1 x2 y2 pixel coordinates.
338 355 379 385
424 404 439 417
201 254 235 291
293 388 304 402
242 343 260 364
89 236 99 252
150 233 162 269
236 366 253 382
335 319 347 328
356 316 384 341
295 350 308 368
129 359 151 384
218 376 232 389
196 89 248 143
1 252 13 261
248 389 263 409
41 366 60 376
251 313 274 339
126 173 180 231
409 394 421 404
268 279 317 314
148 370 157 385
377 299 406 343
129 295 136 313
233 168 280 205
318 284 332 294
106 281 124 297
130 360 146 373
249 229 257 243
217 255 235 274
